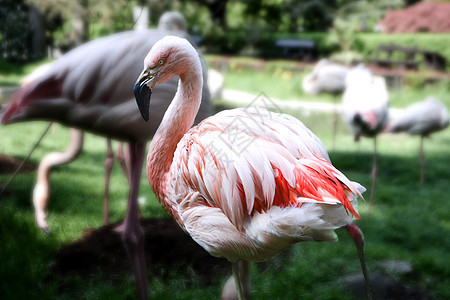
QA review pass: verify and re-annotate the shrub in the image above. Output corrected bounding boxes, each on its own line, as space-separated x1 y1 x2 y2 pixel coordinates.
202 28 247 54
356 33 450 69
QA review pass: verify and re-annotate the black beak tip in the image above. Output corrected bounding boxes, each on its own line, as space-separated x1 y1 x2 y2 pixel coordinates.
134 81 151 122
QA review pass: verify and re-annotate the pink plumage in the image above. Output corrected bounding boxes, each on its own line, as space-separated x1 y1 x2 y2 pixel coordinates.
134 36 371 299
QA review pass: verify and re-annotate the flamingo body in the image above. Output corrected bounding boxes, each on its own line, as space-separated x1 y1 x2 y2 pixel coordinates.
2 30 211 142
386 97 449 183
302 59 350 149
134 36 370 298
341 65 389 206
168 108 364 262
387 97 449 136
342 65 389 141
302 59 349 95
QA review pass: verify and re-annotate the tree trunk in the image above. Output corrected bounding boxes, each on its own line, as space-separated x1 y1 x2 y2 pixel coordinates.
70 0 89 47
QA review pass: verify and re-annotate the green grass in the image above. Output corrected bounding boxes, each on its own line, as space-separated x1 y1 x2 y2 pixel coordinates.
207 55 450 109
1 60 450 299
0 59 52 86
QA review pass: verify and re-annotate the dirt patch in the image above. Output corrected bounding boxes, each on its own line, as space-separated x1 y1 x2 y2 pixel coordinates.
0 154 36 174
49 218 230 285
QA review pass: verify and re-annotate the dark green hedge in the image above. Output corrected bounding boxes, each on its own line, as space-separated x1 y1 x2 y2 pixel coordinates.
356 33 450 65
203 31 450 68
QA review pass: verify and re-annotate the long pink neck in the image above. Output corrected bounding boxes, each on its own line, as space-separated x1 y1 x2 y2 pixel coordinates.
147 67 202 217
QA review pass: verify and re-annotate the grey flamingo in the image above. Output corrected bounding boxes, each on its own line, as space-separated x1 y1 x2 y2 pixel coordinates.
302 59 350 149
386 97 449 183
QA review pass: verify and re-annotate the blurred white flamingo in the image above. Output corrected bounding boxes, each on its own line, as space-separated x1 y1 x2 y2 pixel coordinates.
302 59 350 149
386 97 449 183
342 64 389 207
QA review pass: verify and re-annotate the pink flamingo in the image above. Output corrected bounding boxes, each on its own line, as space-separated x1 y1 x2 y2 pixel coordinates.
19 62 128 229
18 11 207 232
1 30 211 300
134 36 371 299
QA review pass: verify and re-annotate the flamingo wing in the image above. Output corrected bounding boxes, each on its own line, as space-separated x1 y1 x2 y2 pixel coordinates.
168 108 364 261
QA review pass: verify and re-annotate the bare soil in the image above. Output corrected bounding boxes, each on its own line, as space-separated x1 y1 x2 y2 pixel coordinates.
49 218 230 285
0 153 36 174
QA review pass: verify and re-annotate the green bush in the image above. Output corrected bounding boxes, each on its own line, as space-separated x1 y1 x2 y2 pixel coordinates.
208 31 450 69
356 33 450 68
202 29 247 54
0 0 34 63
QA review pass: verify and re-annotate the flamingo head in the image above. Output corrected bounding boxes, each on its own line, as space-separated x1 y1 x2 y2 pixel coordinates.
134 35 199 121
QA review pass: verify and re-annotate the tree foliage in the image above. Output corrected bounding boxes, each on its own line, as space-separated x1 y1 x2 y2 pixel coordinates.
1 0 418 61
0 0 33 62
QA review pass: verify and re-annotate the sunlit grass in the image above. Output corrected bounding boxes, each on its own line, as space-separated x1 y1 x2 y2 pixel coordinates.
0 59 52 86
206 55 450 109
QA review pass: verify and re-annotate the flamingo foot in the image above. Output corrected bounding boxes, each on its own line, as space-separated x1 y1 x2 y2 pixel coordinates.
40 226 51 235
122 220 148 299
35 209 49 232
113 222 125 233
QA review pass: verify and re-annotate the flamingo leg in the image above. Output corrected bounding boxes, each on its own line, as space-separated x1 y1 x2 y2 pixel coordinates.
239 260 250 300
368 137 377 210
117 141 131 183
419 136 425 184
222 260 251 300
121 142 147 300
346 224 372 300
231 261 245 300
33 128 84 233
103 139 114 225
332 94 338 150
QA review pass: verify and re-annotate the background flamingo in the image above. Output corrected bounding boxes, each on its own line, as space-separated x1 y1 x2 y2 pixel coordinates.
1 30 211 300
134 36 371 299
302 59 350 149
342 64 389 207
386 97 449 183
8 12 208 232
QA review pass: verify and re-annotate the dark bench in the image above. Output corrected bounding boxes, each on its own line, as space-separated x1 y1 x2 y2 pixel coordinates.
370 44 447 71
275 38 315 60
422 51 447 72
370 44 420 70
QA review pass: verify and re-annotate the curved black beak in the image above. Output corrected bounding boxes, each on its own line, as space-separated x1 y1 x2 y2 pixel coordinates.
134 72 152 122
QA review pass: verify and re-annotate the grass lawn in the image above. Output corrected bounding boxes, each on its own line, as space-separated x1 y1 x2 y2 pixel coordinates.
206 55 450 109
0 57 449 299
0 59 52 86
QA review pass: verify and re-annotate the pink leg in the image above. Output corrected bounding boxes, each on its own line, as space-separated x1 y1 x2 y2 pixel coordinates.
346 224 372 300
419 136 425 184
368 137 377 211
103 139 114 225
117 142 131 183
122 142 147 299
33 128 84 233
332 95 338 151
222 260 250 300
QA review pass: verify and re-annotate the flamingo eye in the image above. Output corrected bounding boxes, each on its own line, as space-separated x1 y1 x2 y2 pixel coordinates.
158 59 164 65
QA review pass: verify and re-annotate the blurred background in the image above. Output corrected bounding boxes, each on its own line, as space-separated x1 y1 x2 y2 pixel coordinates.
0 0 449 299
